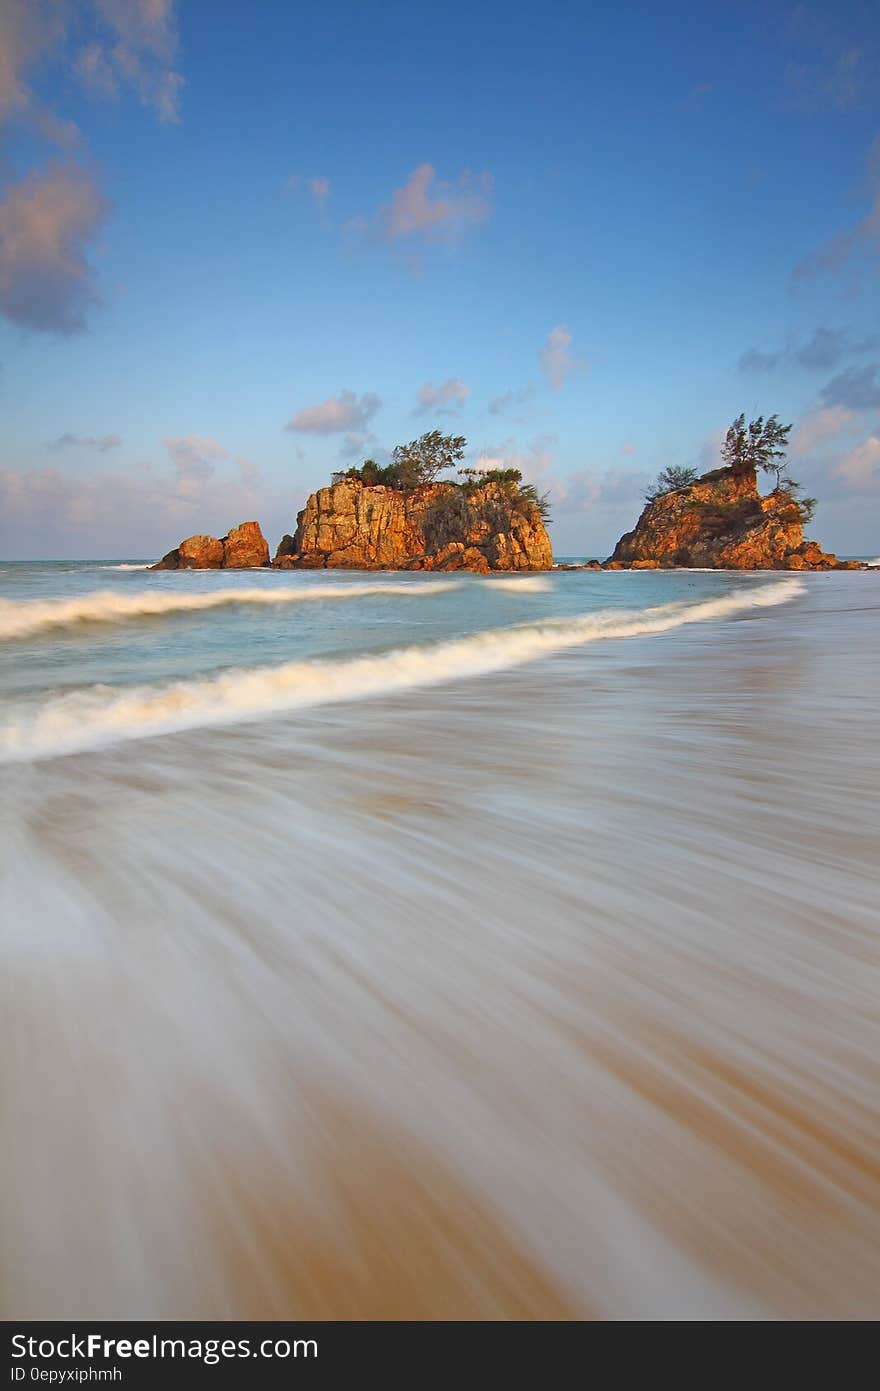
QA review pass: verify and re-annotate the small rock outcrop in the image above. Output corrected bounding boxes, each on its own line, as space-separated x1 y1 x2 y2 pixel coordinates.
273 479 552 571
152 521 270 570
221 521 271 568
608 466 851 570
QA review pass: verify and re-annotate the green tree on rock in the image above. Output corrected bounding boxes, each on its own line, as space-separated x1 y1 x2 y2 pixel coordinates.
721 413 793 485
388 430 467 488
720 413 816 523
644 465 698 502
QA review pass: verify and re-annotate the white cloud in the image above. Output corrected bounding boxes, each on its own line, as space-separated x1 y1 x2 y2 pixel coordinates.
789 405 856 460
0 446 282 559
286 389 381 435
0 162 107 334
339 431 373 459
470 435 557 488
163 435 229 498
414 378 470 416
539 324 575 390
836 435 880 492
550 466 647 512
788 403 880 498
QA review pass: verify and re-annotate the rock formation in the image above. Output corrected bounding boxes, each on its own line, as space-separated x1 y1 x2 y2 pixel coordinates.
607 465 854 570
221 521 271 568
272 479 552 571
152 521 270 570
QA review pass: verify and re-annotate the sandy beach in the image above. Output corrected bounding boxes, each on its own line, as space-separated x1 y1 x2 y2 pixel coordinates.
2 569 878 1318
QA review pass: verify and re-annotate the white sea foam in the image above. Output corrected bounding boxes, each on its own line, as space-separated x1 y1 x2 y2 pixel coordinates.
0 579 803 761
0 580 463 640
97 563 154 570
482 575 552 592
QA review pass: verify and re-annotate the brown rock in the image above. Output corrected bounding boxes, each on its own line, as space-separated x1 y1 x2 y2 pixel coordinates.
222 521 269 568
275 479 552 572
273 534 297 563
178 534 225 569
608 466 839 571
151 523 268 570
797 541 824 565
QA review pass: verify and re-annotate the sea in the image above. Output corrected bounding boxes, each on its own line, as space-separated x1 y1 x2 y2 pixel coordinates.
1 558 879 1318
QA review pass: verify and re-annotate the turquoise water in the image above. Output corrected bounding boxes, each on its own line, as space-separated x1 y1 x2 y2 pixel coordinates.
1 561 796 755
2 560 879 1318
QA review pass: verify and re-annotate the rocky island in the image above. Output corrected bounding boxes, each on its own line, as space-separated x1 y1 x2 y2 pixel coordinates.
606 413 859 571
606 463 849 570
150 416 866 576
273 475 551 572
152 520 270 570
152 430 553 573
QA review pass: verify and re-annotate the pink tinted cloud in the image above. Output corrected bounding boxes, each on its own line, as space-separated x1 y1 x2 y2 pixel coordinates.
0 0 69 133
0 161 108 333
79 0 184 122
375 163 493 243
836 434 880 492
789 405 856 459
0 438 279 559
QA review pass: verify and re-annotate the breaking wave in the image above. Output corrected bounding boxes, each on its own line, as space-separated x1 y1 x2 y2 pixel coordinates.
0 580 463 641
482 576 552 593
0 580 803 762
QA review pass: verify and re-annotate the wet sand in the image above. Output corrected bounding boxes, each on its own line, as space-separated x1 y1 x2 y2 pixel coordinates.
2 574 879 1318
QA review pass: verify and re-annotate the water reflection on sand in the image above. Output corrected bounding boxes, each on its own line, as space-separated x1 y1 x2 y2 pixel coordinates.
2 576 879 1318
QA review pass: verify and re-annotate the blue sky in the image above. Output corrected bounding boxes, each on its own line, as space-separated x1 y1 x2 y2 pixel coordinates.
1 0 878 558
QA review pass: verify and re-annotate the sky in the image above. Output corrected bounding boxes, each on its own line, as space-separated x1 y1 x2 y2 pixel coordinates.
0 0 878 560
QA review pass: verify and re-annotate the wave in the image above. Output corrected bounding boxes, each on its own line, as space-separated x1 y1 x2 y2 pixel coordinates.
0 580 803 762
0 580 463 641
482 576 552 592
97 563 155 570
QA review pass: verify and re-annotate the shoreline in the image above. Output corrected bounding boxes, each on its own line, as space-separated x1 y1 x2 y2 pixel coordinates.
3 573 879 1317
